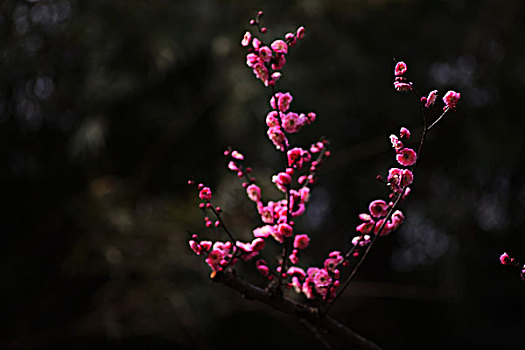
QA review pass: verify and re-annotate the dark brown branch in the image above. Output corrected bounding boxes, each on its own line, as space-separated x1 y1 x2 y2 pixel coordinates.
300 318 334 349
212 270 381 350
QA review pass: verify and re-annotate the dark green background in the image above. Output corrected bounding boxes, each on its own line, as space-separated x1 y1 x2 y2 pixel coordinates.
1 0 524 348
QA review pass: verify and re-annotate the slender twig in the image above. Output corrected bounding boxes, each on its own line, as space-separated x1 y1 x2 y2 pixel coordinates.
209 204 236 243
324 189 405 312
427 108 449 131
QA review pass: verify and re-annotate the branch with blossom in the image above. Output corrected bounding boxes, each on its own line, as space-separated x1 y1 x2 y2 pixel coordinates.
187 11 460 349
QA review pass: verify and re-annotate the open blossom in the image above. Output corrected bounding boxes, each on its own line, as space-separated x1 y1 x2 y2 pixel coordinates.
391 210 405 227
299 187 310 202
241 31 252 46
281 112 302 133
396 148 417 166
294 234 310 250
356 213 375 234
271 39 288 54
258 205 275 224
246 53 259 68
246 184 261 202
270 92 293 112
267 126 288 151
199 187 212 201
374 218 393 236
394 61 407 76
277 92 293 112
272 171 291 192
253 224 274 238
443 90 461 110
287 147 305 168
266 111 280 127
324 251 344 271
277 223 293 238
369 199 389 218
388 168 414 188
253 62 270 86
311 268 332 296
258 46 272 62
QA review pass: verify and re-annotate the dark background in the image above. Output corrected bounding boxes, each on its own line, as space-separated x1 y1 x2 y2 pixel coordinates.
1 0 524 349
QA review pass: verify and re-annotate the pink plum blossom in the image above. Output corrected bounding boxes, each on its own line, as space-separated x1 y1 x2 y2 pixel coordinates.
258 46 272 62
266 111 280 127
270 92 293 112
369 199 388 218
252 37 261 50
324 251 344 271
241 31 252 47
199 187 212 201
246 53 259 68
253 225 273 238
294 234 310 249
277 223 293 238
394 61 407 76
272 171 292 192
267 126 288 151
443 90 461 110
271 39 288 54
253 62 269 85
396 148 417 166
246 184 261 202
258 205 275 224
281 112 301 133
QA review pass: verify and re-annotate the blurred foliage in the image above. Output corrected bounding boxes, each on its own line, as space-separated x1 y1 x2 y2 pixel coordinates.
1 0 525 348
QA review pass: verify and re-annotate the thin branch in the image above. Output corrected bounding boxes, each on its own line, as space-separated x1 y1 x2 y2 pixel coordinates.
324 189 405 311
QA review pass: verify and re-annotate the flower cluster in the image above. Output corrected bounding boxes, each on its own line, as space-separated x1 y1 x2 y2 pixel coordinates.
266 93 317 151
353 126 413 249
187 182 267 277
242 12 305 87
188 13 461 309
